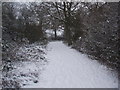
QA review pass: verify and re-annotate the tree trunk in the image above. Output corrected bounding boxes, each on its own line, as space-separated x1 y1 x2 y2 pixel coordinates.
64 23 72 45
54 29 57 39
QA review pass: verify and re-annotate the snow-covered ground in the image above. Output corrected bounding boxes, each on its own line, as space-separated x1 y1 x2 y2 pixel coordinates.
2 42 47 88
23 41 118 88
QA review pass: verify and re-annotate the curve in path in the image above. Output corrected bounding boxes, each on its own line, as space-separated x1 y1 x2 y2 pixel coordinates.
25 41 118 88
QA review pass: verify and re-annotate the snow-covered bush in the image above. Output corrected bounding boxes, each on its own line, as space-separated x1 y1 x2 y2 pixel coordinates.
2 41 47 88
72 2 119 70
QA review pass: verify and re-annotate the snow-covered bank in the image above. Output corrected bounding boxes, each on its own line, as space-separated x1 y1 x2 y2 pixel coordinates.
23 41 118 88
2 42 47 88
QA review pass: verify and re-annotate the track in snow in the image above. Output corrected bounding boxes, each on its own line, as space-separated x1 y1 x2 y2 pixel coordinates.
24 41 118 88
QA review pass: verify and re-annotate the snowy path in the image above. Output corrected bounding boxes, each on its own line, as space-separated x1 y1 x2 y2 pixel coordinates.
24 41 118 88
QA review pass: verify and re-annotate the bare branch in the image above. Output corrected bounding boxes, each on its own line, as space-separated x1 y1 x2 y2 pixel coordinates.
71 2 80 12
46 9 65 23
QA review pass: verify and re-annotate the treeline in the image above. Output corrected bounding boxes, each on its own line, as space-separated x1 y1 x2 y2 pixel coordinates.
2 2 49 79
2 2 119 71
46 2 119 69
2 2 47 43
78 3 119 69
2 2 51 62
2 2 48 88
46 2 119 70
76 3 119 69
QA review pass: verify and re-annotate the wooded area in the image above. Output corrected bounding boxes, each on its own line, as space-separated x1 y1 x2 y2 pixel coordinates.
2 2 120 88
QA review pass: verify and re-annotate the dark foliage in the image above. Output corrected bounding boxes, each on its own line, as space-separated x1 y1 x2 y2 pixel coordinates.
2 2 47 88
71 2 119 70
